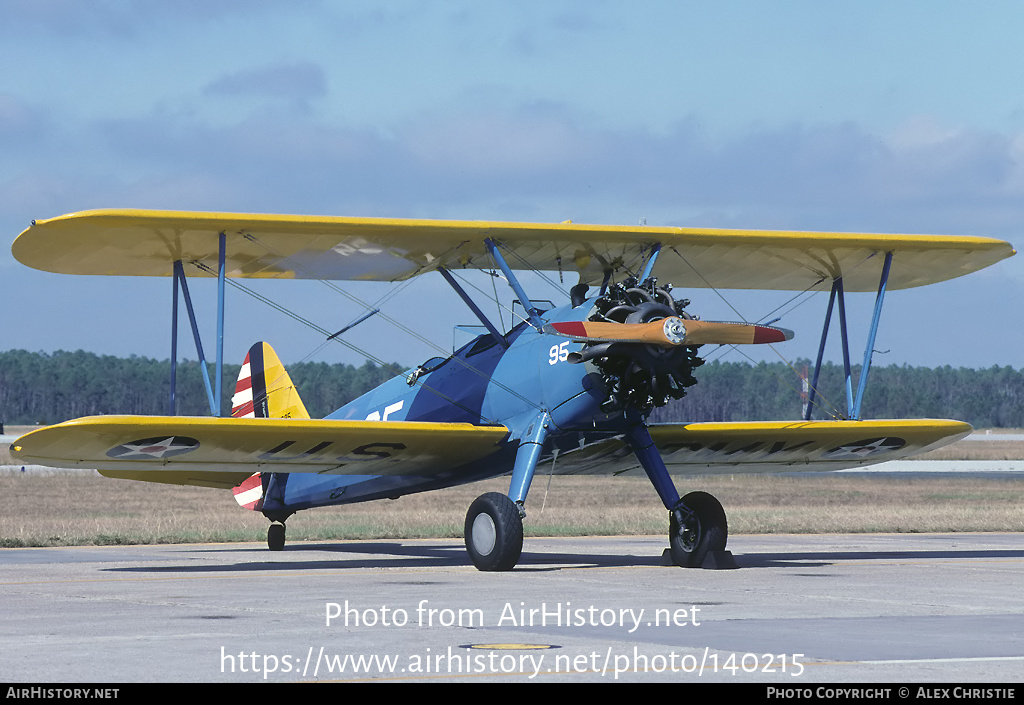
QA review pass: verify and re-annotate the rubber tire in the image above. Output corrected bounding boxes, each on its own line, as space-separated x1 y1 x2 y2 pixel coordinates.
268 522 286 551
669 491 727 568
464 492 523 571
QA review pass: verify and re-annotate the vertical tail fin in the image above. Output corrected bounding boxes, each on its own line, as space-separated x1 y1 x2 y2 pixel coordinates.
232 342 308 511
231 342 310 420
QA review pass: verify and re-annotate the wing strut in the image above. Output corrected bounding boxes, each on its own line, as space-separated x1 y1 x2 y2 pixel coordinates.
804 252 893 421
852 252 893 419
171 260 219 416
638 243 663 281
805 277 852 420
485 238 544 330
215 231 226 417
170 262 178 414
437 267 509 348
168 231 228 417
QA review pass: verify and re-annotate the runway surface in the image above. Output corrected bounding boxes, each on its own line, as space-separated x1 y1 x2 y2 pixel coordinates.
3 533 1023 683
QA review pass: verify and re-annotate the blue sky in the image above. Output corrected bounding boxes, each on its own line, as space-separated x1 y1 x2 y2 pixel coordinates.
3 1 1024 376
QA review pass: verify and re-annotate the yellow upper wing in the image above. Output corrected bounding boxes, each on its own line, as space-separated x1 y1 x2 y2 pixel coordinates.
12 209 1014 291
10 415 510 488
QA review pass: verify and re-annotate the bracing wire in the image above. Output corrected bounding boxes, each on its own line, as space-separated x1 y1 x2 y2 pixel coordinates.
494 242 575 302
198 235 545 415
666 246 889 420
192 262 508 425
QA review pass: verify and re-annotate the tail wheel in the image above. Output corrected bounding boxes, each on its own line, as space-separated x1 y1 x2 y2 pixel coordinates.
268 522 286 551
669 491 727 568
464 492 523 571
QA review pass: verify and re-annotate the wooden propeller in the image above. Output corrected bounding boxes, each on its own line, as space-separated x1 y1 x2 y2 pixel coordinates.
545 317 794 347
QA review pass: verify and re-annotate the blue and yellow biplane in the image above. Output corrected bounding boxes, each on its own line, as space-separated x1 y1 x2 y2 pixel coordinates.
9 210 1015 570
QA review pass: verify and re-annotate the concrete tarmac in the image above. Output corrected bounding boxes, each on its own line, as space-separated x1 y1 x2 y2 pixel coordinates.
2 533 1023 684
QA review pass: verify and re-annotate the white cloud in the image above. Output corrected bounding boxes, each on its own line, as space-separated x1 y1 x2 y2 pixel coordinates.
203 62 328 104
9 92 1024 241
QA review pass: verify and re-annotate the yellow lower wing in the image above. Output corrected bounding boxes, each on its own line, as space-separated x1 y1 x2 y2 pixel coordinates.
552 419 972 475
11 416 510 488
11 416 972 486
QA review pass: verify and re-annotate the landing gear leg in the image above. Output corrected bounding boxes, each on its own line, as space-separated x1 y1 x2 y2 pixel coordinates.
624 412 734 568
463 411 550 571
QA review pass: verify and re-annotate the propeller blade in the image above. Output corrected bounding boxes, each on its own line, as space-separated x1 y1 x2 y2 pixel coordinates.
545 318 793 347
546 318 686 345
681 320 794 345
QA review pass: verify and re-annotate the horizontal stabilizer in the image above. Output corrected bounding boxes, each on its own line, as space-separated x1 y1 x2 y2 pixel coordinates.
232 473 264 509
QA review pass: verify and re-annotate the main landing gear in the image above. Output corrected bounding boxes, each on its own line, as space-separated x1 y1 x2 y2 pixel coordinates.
461 485 733 570
462 411 546 571
625 413 736 569
460 412 734 571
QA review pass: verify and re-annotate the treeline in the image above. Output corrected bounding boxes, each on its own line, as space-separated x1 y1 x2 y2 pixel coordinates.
651 360 1024 428
0 349 402 424
2 349 1024 428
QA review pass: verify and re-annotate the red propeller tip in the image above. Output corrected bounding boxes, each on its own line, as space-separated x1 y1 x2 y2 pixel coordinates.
752 325 794 344
548 321 587 337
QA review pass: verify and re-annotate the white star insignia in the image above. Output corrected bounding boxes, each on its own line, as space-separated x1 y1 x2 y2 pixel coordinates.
824 437 905 460
107 436 200 460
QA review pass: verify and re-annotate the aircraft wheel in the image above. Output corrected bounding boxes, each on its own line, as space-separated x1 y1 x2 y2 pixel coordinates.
464 492 523 571
268 522 286 551
669 491 727 568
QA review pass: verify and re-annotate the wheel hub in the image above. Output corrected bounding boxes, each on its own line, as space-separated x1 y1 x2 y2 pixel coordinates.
471 513 497 555
674 507 700 551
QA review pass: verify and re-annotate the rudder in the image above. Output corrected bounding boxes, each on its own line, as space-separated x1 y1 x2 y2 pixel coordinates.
231 342 308 511
231 342 310 420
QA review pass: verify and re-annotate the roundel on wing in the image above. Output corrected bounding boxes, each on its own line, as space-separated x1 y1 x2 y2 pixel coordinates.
822 436 905 460
107 436 201 460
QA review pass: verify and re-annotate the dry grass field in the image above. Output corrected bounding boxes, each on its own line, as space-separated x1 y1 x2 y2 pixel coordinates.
4 426 1024 547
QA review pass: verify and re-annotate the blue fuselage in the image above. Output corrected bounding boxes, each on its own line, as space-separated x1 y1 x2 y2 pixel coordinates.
264 299 616 512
